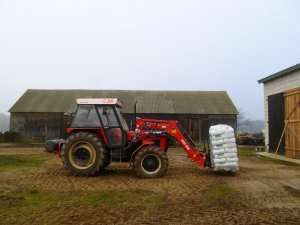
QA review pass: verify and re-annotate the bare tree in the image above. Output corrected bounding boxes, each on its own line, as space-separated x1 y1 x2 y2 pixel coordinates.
237 108 251 133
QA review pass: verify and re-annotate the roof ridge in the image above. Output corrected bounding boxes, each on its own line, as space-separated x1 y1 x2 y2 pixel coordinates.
26 89 227 93
258 62 300 84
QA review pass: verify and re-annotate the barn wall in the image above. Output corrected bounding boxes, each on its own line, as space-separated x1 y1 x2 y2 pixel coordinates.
10 112 67 140
10 112 237 143
263 70 300 150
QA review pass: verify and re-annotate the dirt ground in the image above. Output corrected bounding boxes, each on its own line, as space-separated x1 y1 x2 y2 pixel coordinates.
0 147 300 225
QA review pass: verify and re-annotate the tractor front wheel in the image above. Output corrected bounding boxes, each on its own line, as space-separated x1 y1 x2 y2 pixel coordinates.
133 145 168 179
61 132 106 176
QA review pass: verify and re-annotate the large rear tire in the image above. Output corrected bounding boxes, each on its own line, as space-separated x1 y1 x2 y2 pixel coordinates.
61 132 106 176
133 145 168 179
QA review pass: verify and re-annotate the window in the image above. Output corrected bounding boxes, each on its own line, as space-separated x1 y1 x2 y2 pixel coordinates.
71 105 101 127
97 106 119 127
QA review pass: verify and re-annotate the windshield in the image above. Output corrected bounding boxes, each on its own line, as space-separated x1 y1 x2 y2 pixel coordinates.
71 105 101 127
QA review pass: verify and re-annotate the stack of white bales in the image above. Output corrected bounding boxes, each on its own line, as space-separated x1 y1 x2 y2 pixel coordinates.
209 125 238 171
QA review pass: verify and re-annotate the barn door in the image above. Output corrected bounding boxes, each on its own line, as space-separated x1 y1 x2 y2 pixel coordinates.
268 93 285 155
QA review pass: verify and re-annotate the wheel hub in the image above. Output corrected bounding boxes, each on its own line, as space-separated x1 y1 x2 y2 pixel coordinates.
142 155 160 172
68 141 96 170
74 148 90 164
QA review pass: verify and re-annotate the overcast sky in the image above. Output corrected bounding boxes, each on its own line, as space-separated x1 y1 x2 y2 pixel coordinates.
0 0 300 120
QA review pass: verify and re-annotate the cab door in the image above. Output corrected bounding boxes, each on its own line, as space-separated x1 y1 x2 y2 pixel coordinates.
97 106 125 148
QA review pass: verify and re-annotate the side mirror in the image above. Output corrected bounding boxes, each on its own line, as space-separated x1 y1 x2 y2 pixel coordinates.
64 111 75 127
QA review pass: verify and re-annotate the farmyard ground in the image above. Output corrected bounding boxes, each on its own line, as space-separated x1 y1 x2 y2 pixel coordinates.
0 147 299 225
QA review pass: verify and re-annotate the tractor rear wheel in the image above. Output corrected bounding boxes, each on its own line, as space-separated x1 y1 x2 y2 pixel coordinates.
133 145 168 179
61 132 106 176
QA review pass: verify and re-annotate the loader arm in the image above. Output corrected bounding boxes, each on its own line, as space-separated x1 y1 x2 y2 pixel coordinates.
135 118 209 167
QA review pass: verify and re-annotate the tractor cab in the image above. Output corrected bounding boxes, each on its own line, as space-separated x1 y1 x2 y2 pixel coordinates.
70 98 129 148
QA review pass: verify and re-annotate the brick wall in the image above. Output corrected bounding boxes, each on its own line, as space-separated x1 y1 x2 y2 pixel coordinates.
263 70 300 150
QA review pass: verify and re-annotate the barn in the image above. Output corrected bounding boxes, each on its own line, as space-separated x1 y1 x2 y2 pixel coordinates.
258 63 300 159
9 89 238 143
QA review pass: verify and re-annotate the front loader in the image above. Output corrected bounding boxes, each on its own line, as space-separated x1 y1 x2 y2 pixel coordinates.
45 98 211 178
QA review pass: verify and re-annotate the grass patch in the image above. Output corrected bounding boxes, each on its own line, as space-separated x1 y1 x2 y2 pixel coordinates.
0 195 25 207
237 149 255 157
83 191 113 205
202 183 239 204
0 142 44 148
0 154 51 173
83 189 168 208
0 189 71 212
1 189 168 217
0 189 75 224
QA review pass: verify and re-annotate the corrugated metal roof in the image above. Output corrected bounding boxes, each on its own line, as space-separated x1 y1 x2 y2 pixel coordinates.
9 89 238 115
258 63 300 84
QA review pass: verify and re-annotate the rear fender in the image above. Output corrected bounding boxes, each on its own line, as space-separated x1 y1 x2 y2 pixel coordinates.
67 128 109 147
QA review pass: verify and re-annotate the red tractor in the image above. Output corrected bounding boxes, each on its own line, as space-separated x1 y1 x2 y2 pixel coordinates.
45 98 211 178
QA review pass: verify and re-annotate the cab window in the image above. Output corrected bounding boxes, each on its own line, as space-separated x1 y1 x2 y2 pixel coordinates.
71 105 101 127
97 106 119 127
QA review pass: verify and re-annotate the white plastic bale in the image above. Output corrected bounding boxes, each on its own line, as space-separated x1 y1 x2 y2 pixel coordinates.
212 145 225 150
209 124 238 170
225 148 237 153
211 138 236 146
211 143 236 150
213 158 226 163
210 133 235 141
225 162 238 167
209 124 234 136
226 157 238 162
213 154 226 159
211 139 224 145
224 153 237 157
212 149 225 155
223 143 236 148
215 162 238 167
223 138 236 144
